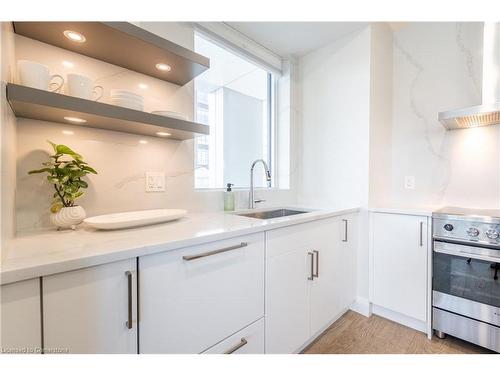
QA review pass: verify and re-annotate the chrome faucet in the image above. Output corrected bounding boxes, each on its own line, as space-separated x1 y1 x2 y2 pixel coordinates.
249 159 271 209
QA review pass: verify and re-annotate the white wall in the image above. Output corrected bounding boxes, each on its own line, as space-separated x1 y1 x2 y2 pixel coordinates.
391 22 490 208
368 23 393 207
297 27 371 209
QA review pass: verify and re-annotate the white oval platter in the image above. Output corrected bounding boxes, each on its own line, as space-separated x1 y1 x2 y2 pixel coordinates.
84 209 187 230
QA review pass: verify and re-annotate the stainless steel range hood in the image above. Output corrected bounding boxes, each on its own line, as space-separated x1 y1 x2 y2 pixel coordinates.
439 23 500 130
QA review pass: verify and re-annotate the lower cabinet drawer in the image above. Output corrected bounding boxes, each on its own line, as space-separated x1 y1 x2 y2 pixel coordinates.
139 232 265 353
202 318 265 354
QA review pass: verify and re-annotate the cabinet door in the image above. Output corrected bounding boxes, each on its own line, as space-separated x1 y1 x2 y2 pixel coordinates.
372 213 428 321
43 259 137 354
337 215 357 311
139 233 264 354
0 279 41 354
309 218 343 335
266 223 313 354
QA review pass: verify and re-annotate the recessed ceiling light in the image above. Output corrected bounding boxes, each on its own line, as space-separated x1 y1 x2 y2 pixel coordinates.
63 30 86 43
155 63 171 72
62 60 74 68
64 116 87 124
62 130 74 135
138 83 148 89
139 140 148 144
156 132 171 137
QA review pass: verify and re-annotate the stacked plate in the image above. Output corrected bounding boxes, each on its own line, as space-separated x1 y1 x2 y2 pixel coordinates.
151 110 188 121
110 89 144 111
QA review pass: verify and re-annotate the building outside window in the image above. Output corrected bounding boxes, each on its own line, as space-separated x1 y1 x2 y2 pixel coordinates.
194 31 276 189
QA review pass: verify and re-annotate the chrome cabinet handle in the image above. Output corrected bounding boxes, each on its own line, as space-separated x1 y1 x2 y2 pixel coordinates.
224 338 248 354
125 271 133 330
419 221 424 247
308 252 314 280
342 219 348 242
313 250 319 278
183 242 248 261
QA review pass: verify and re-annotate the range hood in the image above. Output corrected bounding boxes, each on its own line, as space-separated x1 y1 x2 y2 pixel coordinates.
439 23 500 130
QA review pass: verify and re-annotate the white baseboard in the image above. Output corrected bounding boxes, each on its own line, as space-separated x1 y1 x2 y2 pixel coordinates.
350 297 371 317
371 304 427 333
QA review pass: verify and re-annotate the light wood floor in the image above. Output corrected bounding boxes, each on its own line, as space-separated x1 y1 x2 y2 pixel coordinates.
304 310 493 354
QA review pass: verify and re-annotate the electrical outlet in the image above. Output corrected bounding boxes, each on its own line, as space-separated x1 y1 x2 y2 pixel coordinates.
146 172 166 192
404 175 415 190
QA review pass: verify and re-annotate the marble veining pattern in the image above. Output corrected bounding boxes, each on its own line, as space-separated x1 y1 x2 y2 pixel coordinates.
393 32 451 204
391 22 490 208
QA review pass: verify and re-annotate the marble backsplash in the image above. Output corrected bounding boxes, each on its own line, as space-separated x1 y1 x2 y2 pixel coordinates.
10 23 298 232
391 22 500 209
15 119 297 232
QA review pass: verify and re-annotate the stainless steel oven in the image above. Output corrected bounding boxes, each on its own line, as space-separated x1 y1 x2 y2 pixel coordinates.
432 207 500 352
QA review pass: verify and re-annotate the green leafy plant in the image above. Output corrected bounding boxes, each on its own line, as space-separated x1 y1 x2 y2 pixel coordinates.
28 141 97 213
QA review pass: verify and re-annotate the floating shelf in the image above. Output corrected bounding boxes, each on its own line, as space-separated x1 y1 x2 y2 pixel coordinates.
12 22 210 86
7 84 209 140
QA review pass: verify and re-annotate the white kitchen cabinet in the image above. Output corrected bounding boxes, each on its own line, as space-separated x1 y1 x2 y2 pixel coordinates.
266 215 357 353
337 215 357 311
43 259 137 354
0 278 41 354
310 215 357 336
265 223 312 354
139 233 265 354
371 212 428 322
202 318 264 354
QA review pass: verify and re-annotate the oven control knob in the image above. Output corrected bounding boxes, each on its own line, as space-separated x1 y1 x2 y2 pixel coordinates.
486 229 499 239
466 228 480 237
444 224 454 231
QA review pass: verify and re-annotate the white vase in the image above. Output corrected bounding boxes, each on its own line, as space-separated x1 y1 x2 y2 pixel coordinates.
50 206 86 230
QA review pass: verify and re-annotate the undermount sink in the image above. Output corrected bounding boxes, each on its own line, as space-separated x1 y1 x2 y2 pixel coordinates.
236 208 309 220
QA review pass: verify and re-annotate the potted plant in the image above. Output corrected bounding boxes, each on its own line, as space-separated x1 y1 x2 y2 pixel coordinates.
28 141 97 230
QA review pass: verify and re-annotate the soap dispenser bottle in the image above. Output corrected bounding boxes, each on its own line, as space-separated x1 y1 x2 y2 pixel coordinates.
224 183 235 212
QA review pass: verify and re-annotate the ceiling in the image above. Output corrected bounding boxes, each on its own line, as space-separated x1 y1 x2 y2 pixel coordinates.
226 22 368 57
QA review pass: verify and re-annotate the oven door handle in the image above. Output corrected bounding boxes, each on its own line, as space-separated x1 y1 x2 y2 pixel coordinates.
434 242 500 263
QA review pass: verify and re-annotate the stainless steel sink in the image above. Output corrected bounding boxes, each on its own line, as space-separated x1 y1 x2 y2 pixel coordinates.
236 209 309 220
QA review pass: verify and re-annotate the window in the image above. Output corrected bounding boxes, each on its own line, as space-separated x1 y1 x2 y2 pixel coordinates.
194 31 276 189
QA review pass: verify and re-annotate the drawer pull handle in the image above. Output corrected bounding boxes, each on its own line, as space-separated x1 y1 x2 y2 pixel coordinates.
342 219 348 242
224 338 248 354
419 221 424 247
313 250 319 278
183 242 248 261
125 271 133 330
308 252 314 280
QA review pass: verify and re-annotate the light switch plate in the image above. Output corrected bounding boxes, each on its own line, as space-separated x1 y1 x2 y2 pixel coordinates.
404 175 415 189
146 171 166 192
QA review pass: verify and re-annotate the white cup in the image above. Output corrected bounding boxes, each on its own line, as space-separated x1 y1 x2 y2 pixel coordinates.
17 60 64 92
66 73 103 101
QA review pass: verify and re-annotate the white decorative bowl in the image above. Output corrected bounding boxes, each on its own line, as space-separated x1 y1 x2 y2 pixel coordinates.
50 206 86 230
84 209 187 230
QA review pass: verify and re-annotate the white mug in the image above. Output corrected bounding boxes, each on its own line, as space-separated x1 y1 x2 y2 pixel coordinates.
66 73 103 101
17 60 64 92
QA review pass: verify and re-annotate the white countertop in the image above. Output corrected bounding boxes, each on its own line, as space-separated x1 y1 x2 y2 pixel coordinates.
369 205 439 217
0 207 359 285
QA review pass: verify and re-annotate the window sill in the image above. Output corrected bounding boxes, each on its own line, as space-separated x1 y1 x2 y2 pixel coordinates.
194 187 290 192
